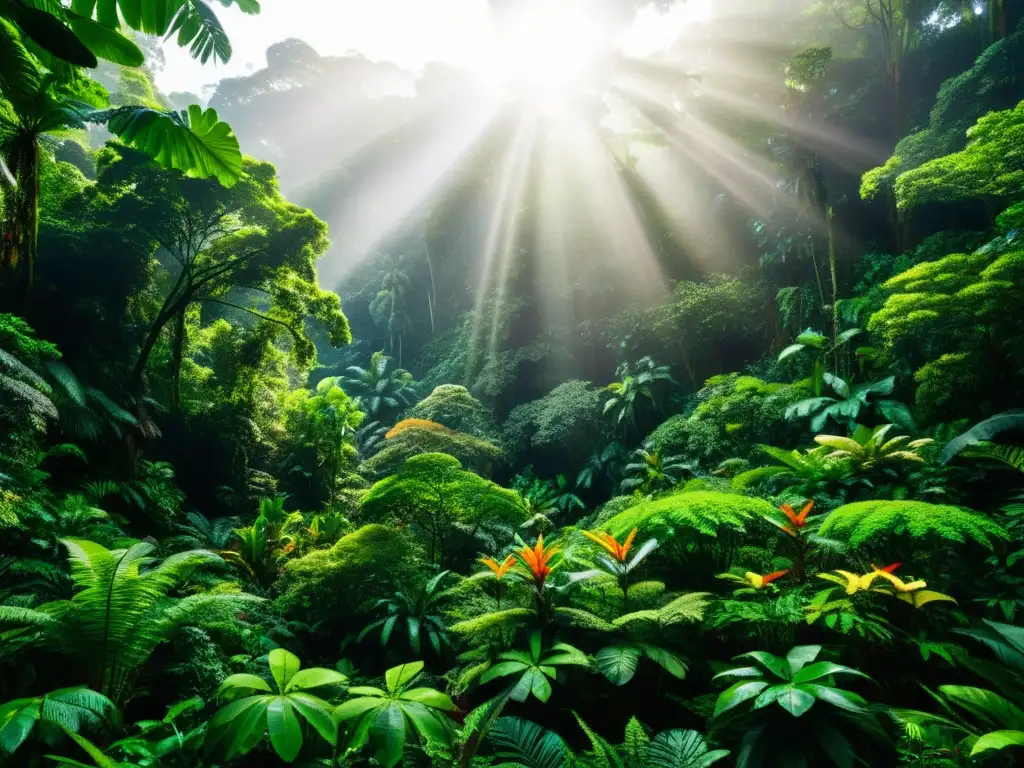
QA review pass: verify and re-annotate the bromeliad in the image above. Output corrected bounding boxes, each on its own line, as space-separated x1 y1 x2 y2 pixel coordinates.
718 569 789 591
478 554 517 609
516 534 561 591
780 500 814 535
581 528 638 561
573 527 659 610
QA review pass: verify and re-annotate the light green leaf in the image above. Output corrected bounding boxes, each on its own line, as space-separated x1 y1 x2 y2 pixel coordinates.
66 13 143 66
370 702 406 768
266 697 302 762
268 649 300 693
385 661 423 693
595 645 641 685
713 681 769 717
284 667 347 693
400 687 456 711
218 674 271 695
333 698 382 721
970 730 1024 756
792 662 870 684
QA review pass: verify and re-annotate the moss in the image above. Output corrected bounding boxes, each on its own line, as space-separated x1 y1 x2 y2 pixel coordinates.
602 491 774 539
819 500 1007 550
277 524 423 620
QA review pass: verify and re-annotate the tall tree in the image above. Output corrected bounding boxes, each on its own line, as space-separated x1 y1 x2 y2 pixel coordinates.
91 146 350 409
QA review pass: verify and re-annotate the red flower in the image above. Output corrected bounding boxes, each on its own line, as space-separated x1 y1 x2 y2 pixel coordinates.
780 500 814 535
516 534 561 590
581 528 638 562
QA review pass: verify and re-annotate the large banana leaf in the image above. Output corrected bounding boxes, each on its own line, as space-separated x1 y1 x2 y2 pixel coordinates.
100 104 242 186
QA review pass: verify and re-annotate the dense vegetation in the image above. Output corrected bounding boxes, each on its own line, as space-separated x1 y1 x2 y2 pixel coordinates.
2 1 1024 766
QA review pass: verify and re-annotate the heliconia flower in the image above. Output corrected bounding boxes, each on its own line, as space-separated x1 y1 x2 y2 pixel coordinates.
581 528 638 562
479 554 516 580
873 569 927 593
745 570 789 589
516 534 561 589
780 500 814 534
871 562 902 574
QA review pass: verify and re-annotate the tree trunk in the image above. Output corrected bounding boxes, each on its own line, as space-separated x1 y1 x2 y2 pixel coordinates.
170 308 186 412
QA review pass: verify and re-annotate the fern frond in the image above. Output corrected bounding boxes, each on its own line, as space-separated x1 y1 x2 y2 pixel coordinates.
819 501 1007 550
602 491 770 539
449 608 534 636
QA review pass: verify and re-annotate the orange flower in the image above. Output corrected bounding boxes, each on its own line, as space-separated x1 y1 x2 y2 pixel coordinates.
516 534 561 589
581 528 638 562
746 569 789 589
872 562 901 574
780 500 814 535
480 554 516 580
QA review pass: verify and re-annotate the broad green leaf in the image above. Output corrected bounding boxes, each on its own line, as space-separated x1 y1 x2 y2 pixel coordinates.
530 669 553 702
400 687 456 711
775 685 816 717
346 686 386 697
284 667 347 693
509 670 536 703
801 684 867 713
792 662 870 684
785 645 821 675
0 699 39 754
287 693 336 746
266 697 302 762
66 13 143 65
713 666 763 680
595 644 641 685
268 649 300 693
333 697 382 722
778 343 806 362
639 644 688 680
480 661 530 684
970 730 1024 756
401 701 451 746
9 5 97 67
385 661 423 693
105 104 242 187
370 702 406 768
218 674 271 695
714 681 769 717
941 686 1024 729
737 650 792 680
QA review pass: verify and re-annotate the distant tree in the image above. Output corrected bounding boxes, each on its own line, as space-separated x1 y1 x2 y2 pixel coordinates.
340 350 418 419
370 264 413 367
90 146 349 409
361 453 524 567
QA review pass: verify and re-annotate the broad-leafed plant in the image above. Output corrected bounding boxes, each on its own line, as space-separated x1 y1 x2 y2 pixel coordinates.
204 648 346 763
712 645 882 767
334 660 456 768
478 630 590 702
359 570 453 658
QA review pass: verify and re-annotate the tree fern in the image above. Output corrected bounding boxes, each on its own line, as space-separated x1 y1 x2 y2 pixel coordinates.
602 492 771 540
819 501 1007 550
487 716 571 768
0 539 261 703
0 686 117 754
961 443 1024 473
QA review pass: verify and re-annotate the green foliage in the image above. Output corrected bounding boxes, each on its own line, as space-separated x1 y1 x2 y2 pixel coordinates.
603 357 675 433
359 570 454 658
362 422 503 478
867 245 1024 420
486 716 571 768
0 686 117 755
0 539 261 703
341 350 418 419
205 647 345 763
478 630 590 702
504 379 607 460
602 491 771 539
895 100 1024 209
361 453 523 566
819 500 1007 550
278 524 422 620
407 384 498 439
620 441 694 495
334 660 455 768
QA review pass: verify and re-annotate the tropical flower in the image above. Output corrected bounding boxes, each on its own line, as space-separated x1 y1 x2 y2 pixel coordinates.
581 528 637 562
780 500 814 535
827 563 902 594
745 570 790 589
516 534 561 590
479 554 516 580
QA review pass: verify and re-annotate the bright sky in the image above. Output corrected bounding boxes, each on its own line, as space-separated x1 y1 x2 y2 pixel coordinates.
155 0 712 97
